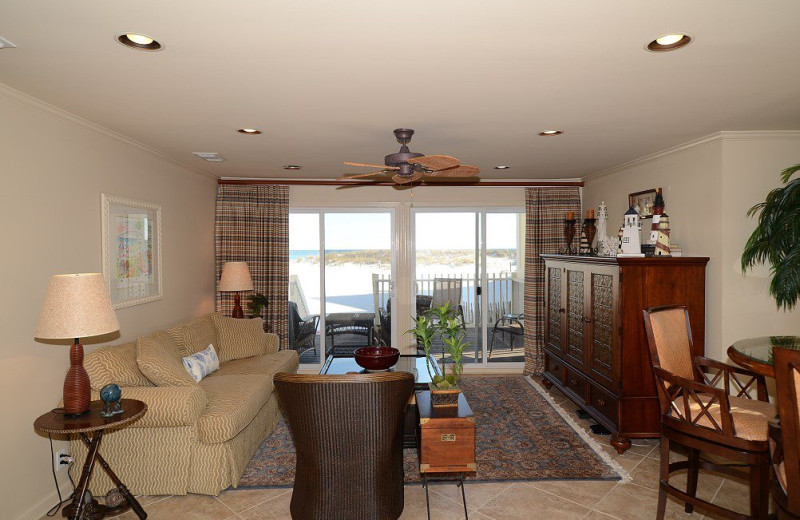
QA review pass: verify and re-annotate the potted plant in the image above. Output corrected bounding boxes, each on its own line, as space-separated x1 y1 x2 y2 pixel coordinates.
407 303 470 406
247 293 269 319
741 163 800 310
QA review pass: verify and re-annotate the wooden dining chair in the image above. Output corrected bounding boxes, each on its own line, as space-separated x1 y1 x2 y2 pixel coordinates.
770 346 800 519
643 305 775 520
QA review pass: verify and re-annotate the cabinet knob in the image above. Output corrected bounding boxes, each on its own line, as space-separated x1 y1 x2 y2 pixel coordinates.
558 308 565 314
597 398 606 407
552 364 559 371
570 378 579 386
582 316 592 323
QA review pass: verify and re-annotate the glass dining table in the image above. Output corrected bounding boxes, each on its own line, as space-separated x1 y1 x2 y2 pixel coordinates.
727 335 800 378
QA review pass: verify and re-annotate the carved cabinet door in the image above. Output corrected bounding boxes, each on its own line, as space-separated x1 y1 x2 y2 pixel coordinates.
586 265 620 388
544 261 566 355
564 263 588 370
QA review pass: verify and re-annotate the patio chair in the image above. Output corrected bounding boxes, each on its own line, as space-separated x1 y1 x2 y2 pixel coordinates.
274 371 414 520
431 277 465 327
489 313 524 357
378 296 433 346
643 305 774 520
288 301 319 357
770 346 800 519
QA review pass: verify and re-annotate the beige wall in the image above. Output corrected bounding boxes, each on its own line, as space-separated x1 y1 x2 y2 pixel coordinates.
0 93 217 520
582 133 799 362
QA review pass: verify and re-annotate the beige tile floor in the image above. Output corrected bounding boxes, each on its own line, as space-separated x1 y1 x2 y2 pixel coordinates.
45 385 755 520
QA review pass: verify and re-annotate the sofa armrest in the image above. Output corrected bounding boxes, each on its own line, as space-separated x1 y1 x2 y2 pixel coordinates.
264 332 280 355
91 386 207 428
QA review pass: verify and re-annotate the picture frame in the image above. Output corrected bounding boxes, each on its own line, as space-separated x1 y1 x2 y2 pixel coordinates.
102 194 163 309
628 188 658 218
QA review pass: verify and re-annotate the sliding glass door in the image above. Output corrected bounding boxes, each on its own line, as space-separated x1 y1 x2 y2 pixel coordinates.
412 208 524 366
289 209 394 367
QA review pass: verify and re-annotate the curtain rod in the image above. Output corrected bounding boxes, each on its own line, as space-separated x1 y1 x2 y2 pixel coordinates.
217 179 584 187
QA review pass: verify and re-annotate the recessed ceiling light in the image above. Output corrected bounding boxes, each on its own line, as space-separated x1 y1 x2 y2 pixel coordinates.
283 165 302 170
646 33 692 52
192 152 226 162
117 33 162 51
494 165 511 170
539 130 563 136
237 128 262 135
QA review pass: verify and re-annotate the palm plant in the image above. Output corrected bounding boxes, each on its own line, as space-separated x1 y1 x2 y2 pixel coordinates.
247 293 269 319
741 164 800 310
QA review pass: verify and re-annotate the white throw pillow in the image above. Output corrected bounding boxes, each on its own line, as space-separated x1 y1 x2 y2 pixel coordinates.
182 344 220 382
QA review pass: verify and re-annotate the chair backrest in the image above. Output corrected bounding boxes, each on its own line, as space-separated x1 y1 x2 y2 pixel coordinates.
774 346 800 514
642 305 696 381
432 278 462 308
288 301 301 340
274 372 415 520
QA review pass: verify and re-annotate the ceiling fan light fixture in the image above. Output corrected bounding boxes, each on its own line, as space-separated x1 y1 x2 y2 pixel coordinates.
539 130 563 136
647 33 692 52
117 33 162 51
283 165 302 170
237 128 262 135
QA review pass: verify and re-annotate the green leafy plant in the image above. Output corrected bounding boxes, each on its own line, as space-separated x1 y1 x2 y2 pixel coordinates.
741 164 800 310
247 293 269 319
406 302 470 389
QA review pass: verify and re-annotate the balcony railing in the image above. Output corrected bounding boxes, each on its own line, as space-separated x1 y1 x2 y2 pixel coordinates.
372 272 521 325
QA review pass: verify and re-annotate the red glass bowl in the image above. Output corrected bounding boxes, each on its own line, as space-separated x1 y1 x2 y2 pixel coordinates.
354 346 400 371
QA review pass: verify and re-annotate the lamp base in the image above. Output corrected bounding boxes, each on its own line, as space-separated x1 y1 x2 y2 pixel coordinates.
231 292 244 319
64 340 91 416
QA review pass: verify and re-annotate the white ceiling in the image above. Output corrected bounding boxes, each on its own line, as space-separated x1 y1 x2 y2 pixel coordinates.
2 1 799 179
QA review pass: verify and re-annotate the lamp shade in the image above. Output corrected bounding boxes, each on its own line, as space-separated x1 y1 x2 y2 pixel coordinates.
35 273 120 339
219 261 254 292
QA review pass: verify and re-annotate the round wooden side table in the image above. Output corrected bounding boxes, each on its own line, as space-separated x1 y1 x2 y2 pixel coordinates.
34 399 147 520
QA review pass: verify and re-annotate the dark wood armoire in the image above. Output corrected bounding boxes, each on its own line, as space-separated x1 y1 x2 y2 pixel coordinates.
540 254 709 453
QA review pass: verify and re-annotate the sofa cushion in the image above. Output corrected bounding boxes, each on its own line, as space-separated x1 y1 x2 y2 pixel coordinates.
197 374 272 443
210 314 267 362
137 331 198 387
85 342 153 390
167 314 218 357
215 350 299 378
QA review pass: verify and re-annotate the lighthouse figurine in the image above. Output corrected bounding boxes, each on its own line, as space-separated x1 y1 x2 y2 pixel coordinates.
617 207 645 257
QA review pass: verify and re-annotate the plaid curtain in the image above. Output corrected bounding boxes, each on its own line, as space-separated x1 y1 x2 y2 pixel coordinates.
523 187 581 374
215 185 289 348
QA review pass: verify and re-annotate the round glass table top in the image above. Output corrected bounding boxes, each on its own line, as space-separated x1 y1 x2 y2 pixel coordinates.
728 336 800 377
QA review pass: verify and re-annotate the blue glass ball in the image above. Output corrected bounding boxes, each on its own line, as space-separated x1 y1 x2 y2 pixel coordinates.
100 384 122 404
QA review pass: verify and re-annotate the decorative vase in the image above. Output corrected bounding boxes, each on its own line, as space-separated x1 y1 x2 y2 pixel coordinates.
563 219 577 255
429 383 461 407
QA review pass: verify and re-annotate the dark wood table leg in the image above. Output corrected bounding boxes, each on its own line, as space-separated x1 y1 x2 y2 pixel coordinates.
78 433 147 519
71 430 103 520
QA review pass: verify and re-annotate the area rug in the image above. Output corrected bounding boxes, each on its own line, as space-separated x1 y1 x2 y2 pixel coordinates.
238 376 630 487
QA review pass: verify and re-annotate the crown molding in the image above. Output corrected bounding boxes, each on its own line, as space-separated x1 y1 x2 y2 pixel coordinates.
0 81 217 180
583 130 800 182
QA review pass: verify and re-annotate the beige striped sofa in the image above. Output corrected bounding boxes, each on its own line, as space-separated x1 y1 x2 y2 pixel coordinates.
70 312 298 496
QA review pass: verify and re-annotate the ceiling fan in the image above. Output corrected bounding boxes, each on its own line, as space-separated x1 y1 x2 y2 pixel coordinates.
338 128 480 185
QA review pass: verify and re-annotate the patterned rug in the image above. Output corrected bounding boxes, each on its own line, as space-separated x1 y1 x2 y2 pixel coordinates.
238 376 629 487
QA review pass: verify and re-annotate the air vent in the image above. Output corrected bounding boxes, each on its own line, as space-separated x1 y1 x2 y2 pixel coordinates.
0 37 17 49
192 152 226 162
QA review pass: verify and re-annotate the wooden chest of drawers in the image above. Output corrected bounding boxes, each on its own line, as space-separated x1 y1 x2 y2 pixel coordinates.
417 391 476 474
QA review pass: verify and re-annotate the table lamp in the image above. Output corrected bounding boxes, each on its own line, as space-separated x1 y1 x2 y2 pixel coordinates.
219 261 254 318
35 273 120 417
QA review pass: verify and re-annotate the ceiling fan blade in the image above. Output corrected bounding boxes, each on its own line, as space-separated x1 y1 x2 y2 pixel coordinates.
392 172 424 185
337 170 392 181
424 165 481 178
408 155 461 171
343 161 400 170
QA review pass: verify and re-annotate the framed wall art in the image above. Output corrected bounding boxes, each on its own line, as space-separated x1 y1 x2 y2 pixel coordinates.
628 188 658 218
102 194 163 309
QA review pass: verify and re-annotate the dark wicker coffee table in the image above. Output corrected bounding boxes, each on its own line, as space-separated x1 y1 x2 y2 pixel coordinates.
34 399 147 520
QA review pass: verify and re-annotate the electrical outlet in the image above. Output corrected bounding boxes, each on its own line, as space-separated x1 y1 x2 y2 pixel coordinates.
54 449 69 471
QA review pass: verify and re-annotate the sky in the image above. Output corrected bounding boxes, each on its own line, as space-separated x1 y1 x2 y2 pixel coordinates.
289 211 520 250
